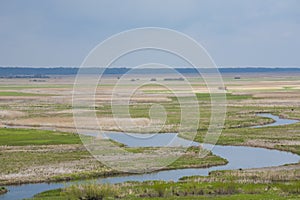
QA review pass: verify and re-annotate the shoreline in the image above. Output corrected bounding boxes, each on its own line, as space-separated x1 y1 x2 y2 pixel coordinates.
0 187 8 195
1 141 299 186
0 156 228 186
2 120 300 186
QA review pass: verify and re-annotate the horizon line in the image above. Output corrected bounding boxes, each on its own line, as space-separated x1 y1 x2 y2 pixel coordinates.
1 65 300 69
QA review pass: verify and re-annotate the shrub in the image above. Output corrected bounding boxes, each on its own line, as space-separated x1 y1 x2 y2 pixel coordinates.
64 183 120 200
152 182 167 197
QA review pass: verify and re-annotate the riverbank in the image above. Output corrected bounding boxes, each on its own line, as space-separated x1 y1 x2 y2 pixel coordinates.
0 128 227 186
28 161 300 199
1 111 300 186
0 187 7 196
29 172 300 200
1 111 299 186
2 131 299 199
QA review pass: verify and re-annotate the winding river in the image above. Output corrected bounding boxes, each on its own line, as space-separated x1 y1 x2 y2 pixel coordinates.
251 113 299 128
1 114 299 200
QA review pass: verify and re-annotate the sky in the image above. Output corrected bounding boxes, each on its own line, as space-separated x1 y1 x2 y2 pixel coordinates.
0 0 300 67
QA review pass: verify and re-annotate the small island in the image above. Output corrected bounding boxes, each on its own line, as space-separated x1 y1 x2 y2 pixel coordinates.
0 187 8 195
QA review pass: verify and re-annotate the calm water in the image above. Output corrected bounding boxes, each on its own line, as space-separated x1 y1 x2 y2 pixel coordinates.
252 113 299 128
1 114 299 200
103 132 199 147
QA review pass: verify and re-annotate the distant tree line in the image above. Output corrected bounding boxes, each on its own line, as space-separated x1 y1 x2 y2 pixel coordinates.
0 67 300 77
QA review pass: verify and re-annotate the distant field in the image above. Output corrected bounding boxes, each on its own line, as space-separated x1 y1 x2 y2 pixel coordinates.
0 84 73 90
1 73 300 198
0 91 47 96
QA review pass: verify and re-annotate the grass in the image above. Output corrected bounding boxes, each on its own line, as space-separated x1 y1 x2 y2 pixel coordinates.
213 122 300 148
49 170 120 183
181 167 300 184
2 76 300 199
95 93 269 133
123 194 300 200
0 84 73 90
26 189 64 200
274 145 300 155
25 143 298 200
0 143 117 185
0 91 47 96
0 186 8 195
0 150 89 174
167 147 228 169
196 93 253 101
95 91 282 133
64 183 120 200
2 90 298 185
0 128 228 185
29 180 300 200
0 128 82 146
29 193 300 200
0 128 107 185
124 146 228 170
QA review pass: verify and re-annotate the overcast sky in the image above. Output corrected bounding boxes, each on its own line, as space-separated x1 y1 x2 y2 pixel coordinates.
0 0 300 67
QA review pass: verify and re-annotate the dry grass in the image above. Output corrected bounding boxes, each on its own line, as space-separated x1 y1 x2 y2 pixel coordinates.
0 144 113 185
184 163 300 184
5 116 155 132
0 110 26 119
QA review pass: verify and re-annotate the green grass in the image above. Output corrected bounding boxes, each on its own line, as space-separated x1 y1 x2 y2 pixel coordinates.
0 128 82 146
26 189 64 200
196 93 253 101
0 84 73 90
168 147 228 169
29 193 300 200
123 194 300 200
0 91 47 96
29 180 300 200
0 186 8 195
213 122 300 148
